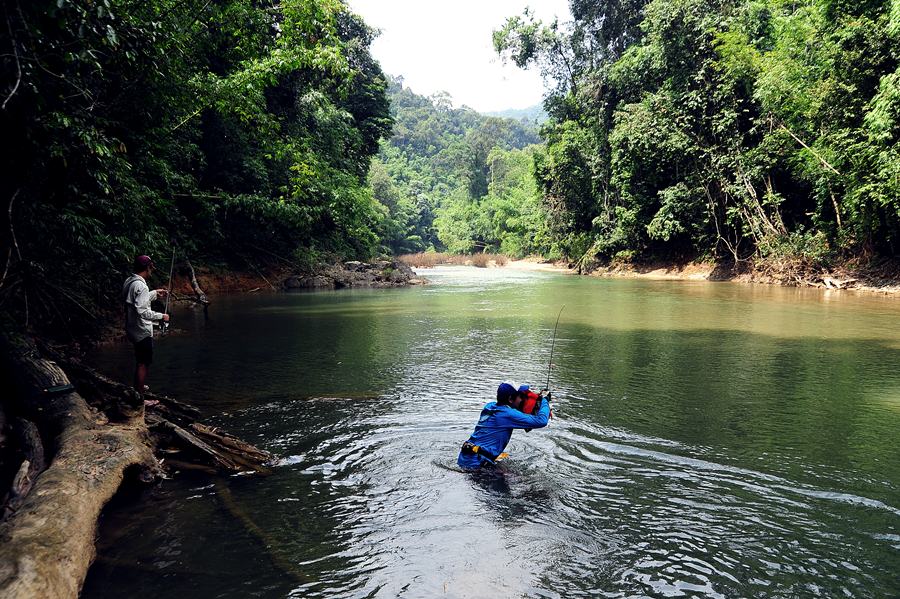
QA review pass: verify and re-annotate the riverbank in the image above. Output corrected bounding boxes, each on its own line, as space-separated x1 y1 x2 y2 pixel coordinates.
583 258 900 295
202 254 900 297
505 257 576 273
415 254 899 295
164 259 424 295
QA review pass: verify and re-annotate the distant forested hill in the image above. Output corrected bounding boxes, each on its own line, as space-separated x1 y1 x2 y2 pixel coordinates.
370 78 554 256
484 104 548 125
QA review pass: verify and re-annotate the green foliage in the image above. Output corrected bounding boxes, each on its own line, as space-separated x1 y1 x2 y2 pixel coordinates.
497 0 900 263
0 0 392 337
369 79 546 257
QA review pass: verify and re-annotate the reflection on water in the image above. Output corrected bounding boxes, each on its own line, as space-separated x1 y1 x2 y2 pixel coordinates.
83 267 900 598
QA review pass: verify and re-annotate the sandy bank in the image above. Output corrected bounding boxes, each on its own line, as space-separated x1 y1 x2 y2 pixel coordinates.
504 258 575 274
587 261 900 295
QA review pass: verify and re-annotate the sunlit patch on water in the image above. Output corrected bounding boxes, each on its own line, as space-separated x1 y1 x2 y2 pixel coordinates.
272 455 306 467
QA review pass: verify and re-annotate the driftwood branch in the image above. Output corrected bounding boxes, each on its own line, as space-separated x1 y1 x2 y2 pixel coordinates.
182 258 209 305
214 481 309 583
148 417 271 474
169 291 208 306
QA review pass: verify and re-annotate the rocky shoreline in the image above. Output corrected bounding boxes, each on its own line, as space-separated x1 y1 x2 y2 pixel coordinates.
160 259 427 298
283 259 426 290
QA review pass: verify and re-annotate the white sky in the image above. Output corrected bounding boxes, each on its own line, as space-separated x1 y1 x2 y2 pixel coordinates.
348 0 571 113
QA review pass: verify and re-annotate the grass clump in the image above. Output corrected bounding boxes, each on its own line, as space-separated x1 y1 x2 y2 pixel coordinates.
398 253 509 268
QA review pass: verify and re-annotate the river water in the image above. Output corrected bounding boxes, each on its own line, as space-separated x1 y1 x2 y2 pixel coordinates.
82 267 900 598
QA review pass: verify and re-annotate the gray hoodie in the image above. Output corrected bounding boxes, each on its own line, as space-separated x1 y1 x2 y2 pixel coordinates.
122 274 163 343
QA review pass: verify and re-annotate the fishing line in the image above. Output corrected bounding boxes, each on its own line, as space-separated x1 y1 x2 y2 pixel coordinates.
545 305 565 393
162 244 176 335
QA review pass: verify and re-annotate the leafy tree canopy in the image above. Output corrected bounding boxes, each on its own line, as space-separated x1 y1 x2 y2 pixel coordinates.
0 0 392 336
495 0 900 267
368 78 552 257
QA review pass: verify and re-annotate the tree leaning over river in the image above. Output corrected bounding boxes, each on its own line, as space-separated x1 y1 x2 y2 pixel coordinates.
495 0 900 268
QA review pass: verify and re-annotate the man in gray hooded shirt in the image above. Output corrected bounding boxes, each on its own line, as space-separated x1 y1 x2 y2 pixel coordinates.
123 255 169 393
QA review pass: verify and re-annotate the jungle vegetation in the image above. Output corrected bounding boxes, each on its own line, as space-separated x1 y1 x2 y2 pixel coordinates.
494 0 900 269
1 0 392 336
2 0 899 338
368 78 550 256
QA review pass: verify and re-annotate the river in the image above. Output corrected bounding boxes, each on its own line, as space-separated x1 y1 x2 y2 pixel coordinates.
82 266 900 598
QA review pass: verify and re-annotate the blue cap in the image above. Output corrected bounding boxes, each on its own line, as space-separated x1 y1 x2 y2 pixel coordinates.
518 384 530 393
497 381 519 402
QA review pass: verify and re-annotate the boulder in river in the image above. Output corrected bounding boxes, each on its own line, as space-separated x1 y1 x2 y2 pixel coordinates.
283 275 336 290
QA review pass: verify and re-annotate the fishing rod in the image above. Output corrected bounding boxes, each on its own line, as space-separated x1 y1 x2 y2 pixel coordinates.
161 244 176 335
544 305 565 395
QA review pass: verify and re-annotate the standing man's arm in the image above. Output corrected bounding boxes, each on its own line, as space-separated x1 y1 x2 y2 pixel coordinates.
134 284 164 322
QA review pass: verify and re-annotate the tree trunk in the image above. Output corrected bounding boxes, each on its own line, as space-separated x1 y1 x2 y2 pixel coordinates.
0 338 159 599
183 259 209 305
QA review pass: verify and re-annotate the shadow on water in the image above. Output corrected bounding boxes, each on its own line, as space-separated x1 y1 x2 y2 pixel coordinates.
82 272 900 598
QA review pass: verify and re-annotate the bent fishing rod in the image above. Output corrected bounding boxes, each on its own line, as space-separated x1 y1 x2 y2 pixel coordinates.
544 305 565 396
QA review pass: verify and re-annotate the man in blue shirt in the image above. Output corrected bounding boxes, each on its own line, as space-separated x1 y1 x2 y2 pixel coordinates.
457 381 551 469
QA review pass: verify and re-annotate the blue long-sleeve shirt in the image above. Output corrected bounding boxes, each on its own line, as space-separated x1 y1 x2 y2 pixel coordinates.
457 398 550 469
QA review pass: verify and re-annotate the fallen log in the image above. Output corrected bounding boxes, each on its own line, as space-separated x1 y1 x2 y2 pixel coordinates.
0 338 160 599
38 344 201 425
823 276 858 290
183 258 209 305
191 423 271 464
0 340 274 598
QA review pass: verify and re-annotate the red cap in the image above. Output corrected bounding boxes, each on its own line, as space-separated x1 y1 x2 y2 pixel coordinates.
133 255 155 271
